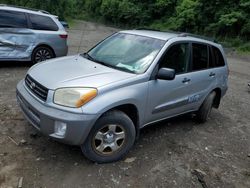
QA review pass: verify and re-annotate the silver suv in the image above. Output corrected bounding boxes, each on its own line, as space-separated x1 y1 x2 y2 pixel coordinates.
16 30 228 163
0 5 68 64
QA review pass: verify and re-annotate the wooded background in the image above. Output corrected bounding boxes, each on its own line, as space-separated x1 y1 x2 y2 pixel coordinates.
1 0 250 50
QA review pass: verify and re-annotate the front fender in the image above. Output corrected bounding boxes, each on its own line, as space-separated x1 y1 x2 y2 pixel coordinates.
81 81 149 127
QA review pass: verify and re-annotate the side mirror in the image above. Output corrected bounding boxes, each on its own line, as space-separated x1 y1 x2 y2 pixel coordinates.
157 68 175 80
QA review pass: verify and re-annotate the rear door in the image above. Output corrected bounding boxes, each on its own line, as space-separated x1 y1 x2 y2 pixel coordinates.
209 46 228 92
0 10 34 59
0 10 19 58
187 42 217 108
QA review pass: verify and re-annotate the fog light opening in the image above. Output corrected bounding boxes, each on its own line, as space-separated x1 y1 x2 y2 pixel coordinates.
54 121 67 137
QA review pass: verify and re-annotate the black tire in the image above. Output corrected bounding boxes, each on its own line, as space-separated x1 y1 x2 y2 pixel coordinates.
31 46 54 64
82 110 136 163
196 91 216 123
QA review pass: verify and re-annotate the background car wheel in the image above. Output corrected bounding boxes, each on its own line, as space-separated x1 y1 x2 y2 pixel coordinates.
82 110 136 163
32 46 54 64
196 91 216 123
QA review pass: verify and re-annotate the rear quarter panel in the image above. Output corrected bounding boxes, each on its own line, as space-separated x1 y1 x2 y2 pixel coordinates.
34 30 68 57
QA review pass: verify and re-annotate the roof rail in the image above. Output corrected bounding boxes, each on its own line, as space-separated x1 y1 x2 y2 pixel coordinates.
134 28 217 43
38 10 50 14
0 4 51 15
135 28 161 32
178 33 217 43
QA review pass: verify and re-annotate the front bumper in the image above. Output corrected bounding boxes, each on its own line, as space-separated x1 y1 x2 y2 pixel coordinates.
16 80 97 145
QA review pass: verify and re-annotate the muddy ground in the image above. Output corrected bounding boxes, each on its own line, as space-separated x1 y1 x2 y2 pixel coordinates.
0 21 250 188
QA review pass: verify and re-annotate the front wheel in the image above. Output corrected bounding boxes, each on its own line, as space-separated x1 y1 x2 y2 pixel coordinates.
31 46 54 64
82 110 136 163
196 91 216 123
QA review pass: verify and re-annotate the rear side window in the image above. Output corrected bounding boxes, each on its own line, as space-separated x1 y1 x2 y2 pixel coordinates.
29 14 58 31
0 10 27 28
212 46 225 67
192 43 208 71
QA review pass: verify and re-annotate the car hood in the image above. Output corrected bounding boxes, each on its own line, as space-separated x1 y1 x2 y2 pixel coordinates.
28 55 135 90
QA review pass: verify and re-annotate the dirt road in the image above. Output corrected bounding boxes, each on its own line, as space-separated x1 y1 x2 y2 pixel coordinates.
0 21 250 188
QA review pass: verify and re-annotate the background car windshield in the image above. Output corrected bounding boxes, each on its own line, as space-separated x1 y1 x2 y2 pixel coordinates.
88 33 165 73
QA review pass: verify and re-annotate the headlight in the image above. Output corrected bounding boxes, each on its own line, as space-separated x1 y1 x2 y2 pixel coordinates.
54 88 97 108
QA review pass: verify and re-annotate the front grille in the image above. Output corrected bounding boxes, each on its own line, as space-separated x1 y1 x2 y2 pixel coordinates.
25 75 48 102
17 92 41 128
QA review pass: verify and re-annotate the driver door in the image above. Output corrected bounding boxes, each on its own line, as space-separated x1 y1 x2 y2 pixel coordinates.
144 42 197 124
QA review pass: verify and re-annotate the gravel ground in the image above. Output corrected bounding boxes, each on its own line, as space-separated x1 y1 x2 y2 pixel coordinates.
0 20 250 188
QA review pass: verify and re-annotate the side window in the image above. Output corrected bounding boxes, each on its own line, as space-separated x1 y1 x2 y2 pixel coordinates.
0 10 27 28
29 14 58 31
160 43 190 74
208 46 215 68
212 46 225 67
192 43 208 71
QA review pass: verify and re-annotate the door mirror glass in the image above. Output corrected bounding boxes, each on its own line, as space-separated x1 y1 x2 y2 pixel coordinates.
157 68 175 80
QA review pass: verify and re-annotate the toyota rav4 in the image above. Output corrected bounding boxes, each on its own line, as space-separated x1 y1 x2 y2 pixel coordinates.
16 30 228 163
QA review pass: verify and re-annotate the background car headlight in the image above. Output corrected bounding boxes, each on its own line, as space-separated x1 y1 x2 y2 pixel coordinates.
54 88 97 108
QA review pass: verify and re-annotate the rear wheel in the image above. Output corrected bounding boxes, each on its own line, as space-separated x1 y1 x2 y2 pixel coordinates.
196 91 216 123
32 46 54 64
82 110 136 163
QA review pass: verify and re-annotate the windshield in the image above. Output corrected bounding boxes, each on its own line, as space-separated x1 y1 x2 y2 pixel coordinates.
87 33 166 74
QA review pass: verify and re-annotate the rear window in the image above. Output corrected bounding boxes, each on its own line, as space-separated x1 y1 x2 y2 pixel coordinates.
0 10 27 28
29 14 58 31
192 43 208 71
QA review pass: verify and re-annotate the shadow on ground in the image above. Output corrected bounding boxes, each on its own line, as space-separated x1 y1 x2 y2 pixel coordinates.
0 61 32 68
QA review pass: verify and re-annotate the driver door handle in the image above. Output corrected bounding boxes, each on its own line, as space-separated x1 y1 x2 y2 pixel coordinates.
209 72 216 77
182 78 191 83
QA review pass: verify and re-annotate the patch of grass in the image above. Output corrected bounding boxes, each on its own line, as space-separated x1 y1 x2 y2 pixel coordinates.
237 42 250 54
219 37 250 54
74 11 104 24
65 17 75 28
69 13 250 55
150 17 177 31
219 37 241 48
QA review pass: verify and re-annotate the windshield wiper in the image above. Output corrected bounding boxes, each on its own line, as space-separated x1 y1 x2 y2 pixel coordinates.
82 52 106 64
112 66 135 74
82 52 95 61
81 53 135 74
82 53 111 66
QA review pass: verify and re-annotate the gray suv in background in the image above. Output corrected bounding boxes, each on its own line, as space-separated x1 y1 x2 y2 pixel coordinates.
16 30 228 163
0 5 68 64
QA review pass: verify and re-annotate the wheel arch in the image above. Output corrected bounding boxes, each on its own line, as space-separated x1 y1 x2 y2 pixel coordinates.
32 44 56 58
95 103 140 139
212 87 222 108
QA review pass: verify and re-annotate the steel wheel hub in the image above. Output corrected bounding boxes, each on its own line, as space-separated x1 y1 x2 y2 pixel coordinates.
104 132 115 143
35 49 52 62
93 124 126 155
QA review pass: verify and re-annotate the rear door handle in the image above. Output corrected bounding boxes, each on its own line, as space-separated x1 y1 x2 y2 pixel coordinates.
182 78 191 83
209 72 216 77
